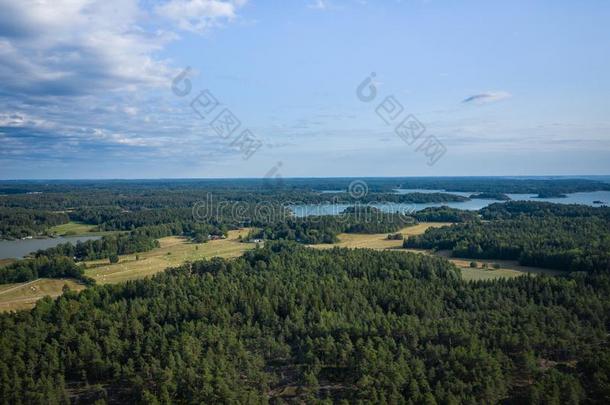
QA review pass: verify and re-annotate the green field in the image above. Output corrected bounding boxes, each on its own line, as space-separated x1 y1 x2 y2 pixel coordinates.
0 278 85 312
310 223 559 281
85 228 256 284
429 250 562 281
309 223 452 250
49 221 104 236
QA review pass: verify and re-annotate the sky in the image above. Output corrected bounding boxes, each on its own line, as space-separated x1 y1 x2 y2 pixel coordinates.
0 0 609 179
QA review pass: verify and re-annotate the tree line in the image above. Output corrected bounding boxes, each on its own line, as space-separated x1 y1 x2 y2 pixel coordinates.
0 208 69 239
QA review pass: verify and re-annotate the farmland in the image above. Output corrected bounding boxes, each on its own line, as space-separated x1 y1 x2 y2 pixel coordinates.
310 223 557 280
85 228 255 284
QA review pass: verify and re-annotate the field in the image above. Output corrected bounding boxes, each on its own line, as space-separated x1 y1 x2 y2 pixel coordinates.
0 278 85 312
310 223 453 250
431 250 562 281
85 228 255 284
0 228 255 312
49 221 105 236
310 223 557 281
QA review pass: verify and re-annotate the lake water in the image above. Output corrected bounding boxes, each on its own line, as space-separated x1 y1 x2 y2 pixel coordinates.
291 190 610 217
0 236 101 260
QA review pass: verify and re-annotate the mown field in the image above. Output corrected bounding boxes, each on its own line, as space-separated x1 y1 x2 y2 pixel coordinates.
309 223 452 250
49 220 112 236
0 228 255 312
310 223 558 281
432 250 561 281
0 278 85 312
84 228 255 284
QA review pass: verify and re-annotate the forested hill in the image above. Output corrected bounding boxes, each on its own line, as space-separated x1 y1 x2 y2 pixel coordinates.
1 242 609 404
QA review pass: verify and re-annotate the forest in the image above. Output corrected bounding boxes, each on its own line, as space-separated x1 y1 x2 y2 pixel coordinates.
405 202 610 272
0 208 69 239
0 180 609 404
249 207 415 244
413 206 479 223
0 243 608 403
0 256 90 284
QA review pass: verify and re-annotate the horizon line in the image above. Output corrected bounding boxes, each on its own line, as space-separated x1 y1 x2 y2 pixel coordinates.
1 174 610 182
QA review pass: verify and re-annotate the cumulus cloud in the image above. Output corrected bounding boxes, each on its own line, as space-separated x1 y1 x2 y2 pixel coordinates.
0 0 180 97
156 0 247 33
0 0 249 97
462 91 511 105
0 0 249 166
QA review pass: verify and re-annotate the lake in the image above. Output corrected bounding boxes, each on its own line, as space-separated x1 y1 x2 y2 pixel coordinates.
291 190 610 217
0 236 102 260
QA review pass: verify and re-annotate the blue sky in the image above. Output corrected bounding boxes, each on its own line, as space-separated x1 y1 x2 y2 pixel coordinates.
0 0 609 179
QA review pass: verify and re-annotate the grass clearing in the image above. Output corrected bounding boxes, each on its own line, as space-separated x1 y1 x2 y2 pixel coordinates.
85 228 255 284
49 221 110 236
0 278 85 312
309 223 453 250
309 222 557 281
431 251 562 281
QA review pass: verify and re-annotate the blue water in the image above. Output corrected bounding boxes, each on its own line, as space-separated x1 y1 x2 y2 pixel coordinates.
291 190 610 217
0 236 101 260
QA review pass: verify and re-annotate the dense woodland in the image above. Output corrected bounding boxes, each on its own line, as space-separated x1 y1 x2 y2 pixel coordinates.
480 201 610 220
2 177 609 196
406 202 610 273
413 206 480 223
35 234 160 262
0 243 609 404
0 179 609 404
469 192 511 201
0 256 91 284
248 207 415 244
0 208 69 239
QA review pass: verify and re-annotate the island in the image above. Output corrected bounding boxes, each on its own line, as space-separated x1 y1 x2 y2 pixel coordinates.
469 192 511 201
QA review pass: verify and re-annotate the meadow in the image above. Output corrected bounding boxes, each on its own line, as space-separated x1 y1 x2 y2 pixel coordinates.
310 223 558 280
0 278 85 312
49 220 113 236
84 228 254 284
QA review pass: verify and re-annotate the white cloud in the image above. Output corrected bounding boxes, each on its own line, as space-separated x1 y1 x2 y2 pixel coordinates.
0 0 249 162
0 0 249 98
0 0 176 97
308 0 329 10
156 0 247 33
